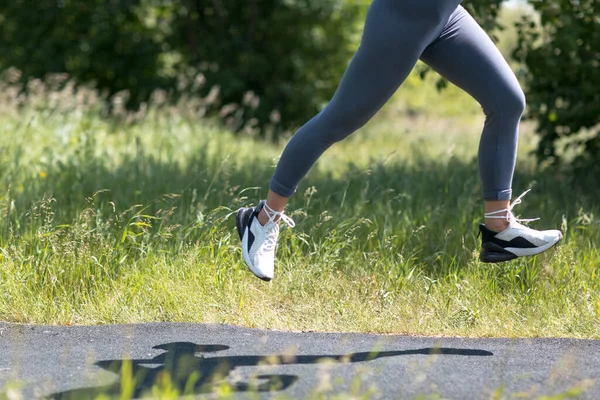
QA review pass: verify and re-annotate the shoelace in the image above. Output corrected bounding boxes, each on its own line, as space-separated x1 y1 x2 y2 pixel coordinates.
262 202 295 252
484 189 540 224
263 202 296 228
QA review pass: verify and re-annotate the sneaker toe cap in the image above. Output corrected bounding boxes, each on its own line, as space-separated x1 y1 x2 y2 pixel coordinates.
543 229 563 243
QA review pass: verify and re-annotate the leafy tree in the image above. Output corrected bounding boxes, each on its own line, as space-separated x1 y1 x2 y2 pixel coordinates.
164 0 363 135
3 0 596 160
0 0 167 109
161 0 504 134
0 0 363 135
0 0 508 136
464 0 505 39
514 0 600 165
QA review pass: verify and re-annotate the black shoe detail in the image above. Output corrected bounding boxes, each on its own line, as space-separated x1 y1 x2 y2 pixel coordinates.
236 201 266 248
479 241 518 263
479 224 537 249
236 207 254 240
479 224 533 264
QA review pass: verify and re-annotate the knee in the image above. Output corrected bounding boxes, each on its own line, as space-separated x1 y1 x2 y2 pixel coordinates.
333 113 371 142
316 106 372 144
507 87 526 117
485 85 526 120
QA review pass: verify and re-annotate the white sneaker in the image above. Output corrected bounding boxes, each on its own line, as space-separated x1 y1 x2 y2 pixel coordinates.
479 190 563 263
235 200 295 281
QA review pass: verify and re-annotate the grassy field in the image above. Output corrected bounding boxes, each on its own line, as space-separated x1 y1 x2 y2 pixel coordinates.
0 71 599 340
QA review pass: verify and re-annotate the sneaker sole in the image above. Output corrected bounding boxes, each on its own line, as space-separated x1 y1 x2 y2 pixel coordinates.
237 207 272 282
480 234 562 263
241 228 272 282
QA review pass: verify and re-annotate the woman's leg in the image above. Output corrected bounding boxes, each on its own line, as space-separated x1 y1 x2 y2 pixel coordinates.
240 0 463 279
419 5 525 231
260 0 462 224
419 6 561 262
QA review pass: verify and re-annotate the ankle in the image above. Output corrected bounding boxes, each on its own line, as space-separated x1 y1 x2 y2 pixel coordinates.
257 209 271 226
257 205 283 226
485 219 509 233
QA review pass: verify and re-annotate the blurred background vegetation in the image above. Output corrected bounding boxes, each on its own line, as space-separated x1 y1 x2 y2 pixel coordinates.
0 0 598 165
0 1 599 336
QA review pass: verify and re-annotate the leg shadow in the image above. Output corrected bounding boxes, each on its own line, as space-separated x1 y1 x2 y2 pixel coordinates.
48 342 492 399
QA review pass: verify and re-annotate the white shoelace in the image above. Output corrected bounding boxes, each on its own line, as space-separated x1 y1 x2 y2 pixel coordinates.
263 202 295 228
484 189 540 224
262 202 295 252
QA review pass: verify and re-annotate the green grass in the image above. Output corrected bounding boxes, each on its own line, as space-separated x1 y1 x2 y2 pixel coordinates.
0 74 599 339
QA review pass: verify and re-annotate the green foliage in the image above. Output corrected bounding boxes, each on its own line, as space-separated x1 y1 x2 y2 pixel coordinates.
463 0 505 39
0 0 507 138
1 87 600 337
1 0 598 161
0 0 167 109
0 0 363 135
164 0 363 135
514 0 600 165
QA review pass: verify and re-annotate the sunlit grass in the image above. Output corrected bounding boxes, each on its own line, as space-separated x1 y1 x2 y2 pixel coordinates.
0 71 599 339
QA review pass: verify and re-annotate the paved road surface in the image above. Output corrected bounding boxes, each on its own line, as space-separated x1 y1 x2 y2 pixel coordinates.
0 322 598 399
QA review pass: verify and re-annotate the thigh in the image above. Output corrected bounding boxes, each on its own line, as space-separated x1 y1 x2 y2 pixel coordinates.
419 6 524 112
317 0 453 132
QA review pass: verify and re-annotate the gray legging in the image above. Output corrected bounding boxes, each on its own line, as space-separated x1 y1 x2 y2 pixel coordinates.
269 0 524 201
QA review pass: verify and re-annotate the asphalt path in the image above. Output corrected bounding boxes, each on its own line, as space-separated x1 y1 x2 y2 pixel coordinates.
0 322 598 399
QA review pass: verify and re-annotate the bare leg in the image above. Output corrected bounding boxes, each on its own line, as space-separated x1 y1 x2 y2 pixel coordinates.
258 190 287 225
484 200 510 231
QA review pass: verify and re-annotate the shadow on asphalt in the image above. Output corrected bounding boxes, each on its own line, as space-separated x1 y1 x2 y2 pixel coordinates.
47 342 493 399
